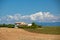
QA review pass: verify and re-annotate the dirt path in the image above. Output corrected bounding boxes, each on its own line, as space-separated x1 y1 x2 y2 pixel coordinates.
0 28 60 40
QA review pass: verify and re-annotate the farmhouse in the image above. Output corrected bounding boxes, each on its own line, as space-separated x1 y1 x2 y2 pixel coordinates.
15 22 32 28
15 22 27 28
15 22 27 25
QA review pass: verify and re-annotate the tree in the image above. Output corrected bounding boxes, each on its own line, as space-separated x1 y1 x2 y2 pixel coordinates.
31 22 38 29
31 22 42 29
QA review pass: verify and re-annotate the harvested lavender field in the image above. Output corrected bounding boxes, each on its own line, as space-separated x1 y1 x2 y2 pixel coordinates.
0 28 60 40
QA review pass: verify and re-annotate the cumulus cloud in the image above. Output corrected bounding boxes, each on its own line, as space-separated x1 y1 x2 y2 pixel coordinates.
0 12 60 23
0 19 1 21
30 12 43 20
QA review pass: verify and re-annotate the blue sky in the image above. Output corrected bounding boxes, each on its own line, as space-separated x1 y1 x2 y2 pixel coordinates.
0 0 60 24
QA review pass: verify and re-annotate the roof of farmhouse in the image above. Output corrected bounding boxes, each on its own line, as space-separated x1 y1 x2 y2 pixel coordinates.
15 22 25 23
15 22 27 24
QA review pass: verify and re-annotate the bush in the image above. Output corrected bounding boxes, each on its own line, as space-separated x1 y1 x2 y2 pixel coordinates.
18 25 27 28
7 24 15 28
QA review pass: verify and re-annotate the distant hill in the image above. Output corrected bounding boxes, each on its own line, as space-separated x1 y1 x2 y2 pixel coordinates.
35 22 60 26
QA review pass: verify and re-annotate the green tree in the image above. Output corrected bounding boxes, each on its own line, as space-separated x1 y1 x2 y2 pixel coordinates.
31 22 38 29
32 22 36 26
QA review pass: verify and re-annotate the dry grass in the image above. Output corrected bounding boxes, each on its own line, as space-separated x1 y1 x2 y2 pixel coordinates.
0 28 60 40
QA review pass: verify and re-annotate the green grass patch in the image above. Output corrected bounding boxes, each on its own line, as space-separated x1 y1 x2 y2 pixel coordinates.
23 26 60 35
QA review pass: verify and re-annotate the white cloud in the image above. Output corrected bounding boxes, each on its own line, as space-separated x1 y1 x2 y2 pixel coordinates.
0 12 60 23
29 12 59 22
30 12 43 20
7 15 13 19
7 14 21 21
0 19 1 21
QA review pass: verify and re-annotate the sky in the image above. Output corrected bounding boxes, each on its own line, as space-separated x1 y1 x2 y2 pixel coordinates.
0 0 60 24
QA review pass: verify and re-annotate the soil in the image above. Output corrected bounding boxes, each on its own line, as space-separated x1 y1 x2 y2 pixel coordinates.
0 28 60 40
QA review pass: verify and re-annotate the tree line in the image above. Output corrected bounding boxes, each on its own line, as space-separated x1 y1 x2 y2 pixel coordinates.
0 22 42 29
0 24 15 28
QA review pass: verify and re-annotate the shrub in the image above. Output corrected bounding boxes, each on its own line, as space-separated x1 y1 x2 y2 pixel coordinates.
7 24 15 28
18 25 28 28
